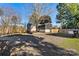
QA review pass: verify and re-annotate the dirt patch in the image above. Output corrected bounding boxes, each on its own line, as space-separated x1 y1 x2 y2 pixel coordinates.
0 33 78 56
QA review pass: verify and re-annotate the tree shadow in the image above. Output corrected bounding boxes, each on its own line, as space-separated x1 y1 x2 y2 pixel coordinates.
0 34 78 56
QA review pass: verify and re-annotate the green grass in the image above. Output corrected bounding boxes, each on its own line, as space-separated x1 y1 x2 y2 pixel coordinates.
58 38 79 54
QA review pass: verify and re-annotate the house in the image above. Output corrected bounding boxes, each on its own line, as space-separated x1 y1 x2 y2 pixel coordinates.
37 15 52 33
28 15 52 33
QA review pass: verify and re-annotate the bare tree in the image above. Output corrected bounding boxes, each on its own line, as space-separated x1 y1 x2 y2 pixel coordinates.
0 8 4 16
29 3 52 31
10 14 21 33
0 7 21 34
0 8 14 34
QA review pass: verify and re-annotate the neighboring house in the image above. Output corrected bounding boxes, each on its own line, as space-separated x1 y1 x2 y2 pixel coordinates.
51 28 59 33
51 26 60 33
38 15 52 33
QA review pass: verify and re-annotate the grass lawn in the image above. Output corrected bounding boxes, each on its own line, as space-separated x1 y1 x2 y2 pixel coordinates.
59 38 79 54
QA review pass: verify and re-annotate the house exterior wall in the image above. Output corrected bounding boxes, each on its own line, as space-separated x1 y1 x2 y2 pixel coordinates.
31 26 36 32
51 29 59 33
45 29 51 33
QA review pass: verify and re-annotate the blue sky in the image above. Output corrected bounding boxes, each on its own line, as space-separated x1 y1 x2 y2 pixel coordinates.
0 3 59 26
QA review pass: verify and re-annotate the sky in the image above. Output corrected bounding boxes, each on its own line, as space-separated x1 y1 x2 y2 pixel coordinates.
0 3 59 26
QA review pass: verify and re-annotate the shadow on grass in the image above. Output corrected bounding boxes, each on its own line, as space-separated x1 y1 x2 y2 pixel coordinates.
0 34 78 56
